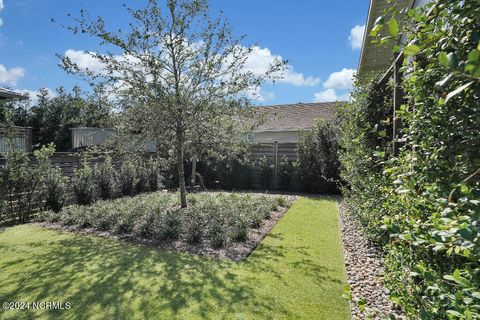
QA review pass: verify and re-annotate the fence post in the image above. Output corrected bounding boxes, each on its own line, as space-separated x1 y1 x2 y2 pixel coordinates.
273 141 278 190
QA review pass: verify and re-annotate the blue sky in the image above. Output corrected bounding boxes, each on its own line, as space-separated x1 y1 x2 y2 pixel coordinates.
0 0 368 105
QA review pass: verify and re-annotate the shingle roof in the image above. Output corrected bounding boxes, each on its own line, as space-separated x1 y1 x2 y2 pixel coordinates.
0 88 28 100
253 102 338 131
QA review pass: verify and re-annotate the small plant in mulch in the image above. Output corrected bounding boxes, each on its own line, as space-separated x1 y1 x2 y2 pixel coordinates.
37 192 294 259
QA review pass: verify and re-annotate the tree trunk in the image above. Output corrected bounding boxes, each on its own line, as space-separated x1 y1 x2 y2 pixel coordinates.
176 130 188 208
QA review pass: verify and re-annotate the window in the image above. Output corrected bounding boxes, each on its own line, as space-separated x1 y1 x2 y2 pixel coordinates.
246 133 255 143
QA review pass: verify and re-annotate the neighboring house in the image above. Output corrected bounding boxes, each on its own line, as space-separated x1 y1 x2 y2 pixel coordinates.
71 127 115 149
249 102 337 144
71 127 157 153
358 0 432 76
0 88 32 153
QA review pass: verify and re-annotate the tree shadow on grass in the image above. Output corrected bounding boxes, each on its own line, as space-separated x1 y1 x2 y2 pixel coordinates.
0 232 290 320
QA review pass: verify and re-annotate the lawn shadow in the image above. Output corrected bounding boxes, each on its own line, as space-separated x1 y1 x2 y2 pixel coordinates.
0 230 290 320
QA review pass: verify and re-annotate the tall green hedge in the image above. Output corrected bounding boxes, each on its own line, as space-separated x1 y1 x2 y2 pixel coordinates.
340 1 480 318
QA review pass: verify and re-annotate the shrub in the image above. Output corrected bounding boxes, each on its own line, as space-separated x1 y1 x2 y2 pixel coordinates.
0 143 56 224
94 157 116 200
146 159 163 192
231 212 249 242
43 166 68 212
278 155 293 191
297 120 341 194
183 207 206 243
135 163 149 194
339 1 480 318
73 163 97 205
119 161 137 196
259 156 273 190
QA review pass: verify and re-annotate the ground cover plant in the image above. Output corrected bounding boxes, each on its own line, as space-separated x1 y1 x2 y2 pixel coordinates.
37 191 293 260
0 197 349 320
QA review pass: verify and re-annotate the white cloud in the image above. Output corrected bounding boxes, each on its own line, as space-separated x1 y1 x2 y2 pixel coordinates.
244 46 320 86
348 24 365 50
0 64 26 85
64 49 107 74
314 89 338 102
313 88 350 103
0 0 4 27
246 86 275 102
323 68 355 90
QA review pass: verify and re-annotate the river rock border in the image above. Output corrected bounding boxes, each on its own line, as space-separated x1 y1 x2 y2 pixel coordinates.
338 200 403 319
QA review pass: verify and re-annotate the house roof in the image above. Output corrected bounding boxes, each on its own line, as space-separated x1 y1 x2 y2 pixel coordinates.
358 0 414 76
0 88 28 100
253 102 338 132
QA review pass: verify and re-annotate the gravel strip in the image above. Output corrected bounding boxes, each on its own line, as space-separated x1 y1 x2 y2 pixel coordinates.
338 200 403 319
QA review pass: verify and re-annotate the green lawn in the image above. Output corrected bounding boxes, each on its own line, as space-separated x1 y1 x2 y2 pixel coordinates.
0 197 350 320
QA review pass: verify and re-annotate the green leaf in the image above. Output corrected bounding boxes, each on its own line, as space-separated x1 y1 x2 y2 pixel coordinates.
468 49 480 63
447 52 459 69
374 16 385 26
446 310 463 318
404 44 420 56
445 82 474 104
388 18 399 37
439 52 449 68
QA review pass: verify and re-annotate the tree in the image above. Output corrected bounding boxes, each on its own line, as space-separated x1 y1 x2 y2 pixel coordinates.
60 0 285 207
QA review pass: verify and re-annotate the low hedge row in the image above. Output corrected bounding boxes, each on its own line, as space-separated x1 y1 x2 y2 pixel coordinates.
38 191 291 248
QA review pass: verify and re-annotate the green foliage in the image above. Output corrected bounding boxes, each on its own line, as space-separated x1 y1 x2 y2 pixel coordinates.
0 141 58 224
296 120 341 194
93 156 116 200
259 156 273 190
342 1 480 318
118 161 137 196
72 162 97 205
278 155 294 191
42 162 69 213
39 191 291 248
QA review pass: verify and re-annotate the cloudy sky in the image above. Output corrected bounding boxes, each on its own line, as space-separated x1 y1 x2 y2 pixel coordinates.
0 0 367 105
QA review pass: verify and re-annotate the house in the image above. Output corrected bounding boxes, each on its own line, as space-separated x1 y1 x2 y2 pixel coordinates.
0 88 32 153
250 102 337 144
359 0 432 76
358 0 433 154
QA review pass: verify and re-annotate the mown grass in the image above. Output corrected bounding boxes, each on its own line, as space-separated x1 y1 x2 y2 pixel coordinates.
0 197 349 320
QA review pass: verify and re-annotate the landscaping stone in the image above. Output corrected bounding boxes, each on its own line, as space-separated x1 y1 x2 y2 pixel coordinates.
338 201 403 320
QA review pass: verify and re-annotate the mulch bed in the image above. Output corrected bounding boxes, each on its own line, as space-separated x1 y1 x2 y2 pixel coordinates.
36 194 297 262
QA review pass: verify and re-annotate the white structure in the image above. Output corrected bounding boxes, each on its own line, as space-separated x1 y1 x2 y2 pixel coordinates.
71 127 157 153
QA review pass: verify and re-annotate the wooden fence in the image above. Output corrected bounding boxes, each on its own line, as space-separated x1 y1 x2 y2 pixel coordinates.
249 142 298 189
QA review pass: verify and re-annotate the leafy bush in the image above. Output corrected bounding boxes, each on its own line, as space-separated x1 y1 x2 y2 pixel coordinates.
339 1 480 318
42 166 69 212
73 162 97 205
93 157 116 200
146 158 163 192
296 120 341 194
119 161 137 196
259 156 273 190
0 142 56 224
278 155 293 191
